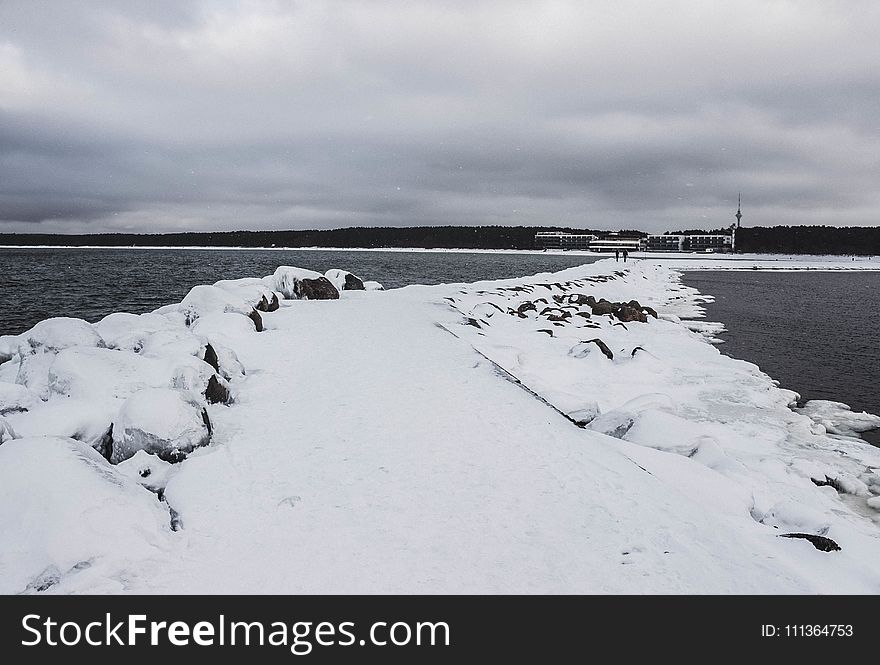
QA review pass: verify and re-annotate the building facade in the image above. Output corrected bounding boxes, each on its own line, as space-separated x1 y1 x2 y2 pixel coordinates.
534 232 599 250
643 233 733 252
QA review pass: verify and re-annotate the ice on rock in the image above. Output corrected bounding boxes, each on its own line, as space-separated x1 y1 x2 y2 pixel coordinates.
324 269 365 292
111 388 212 464
0 382 41 415
272 266 340 300
0 416 17 444
17 317 105 356
0 436 171 594
795 400 880 438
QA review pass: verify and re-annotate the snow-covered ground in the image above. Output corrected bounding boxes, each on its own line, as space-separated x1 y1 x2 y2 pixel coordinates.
1 259 880 594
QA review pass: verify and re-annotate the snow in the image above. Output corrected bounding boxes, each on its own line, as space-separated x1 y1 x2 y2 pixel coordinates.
1 257 880 594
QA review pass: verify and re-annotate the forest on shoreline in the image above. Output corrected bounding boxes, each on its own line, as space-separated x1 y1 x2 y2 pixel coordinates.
1 225 878 255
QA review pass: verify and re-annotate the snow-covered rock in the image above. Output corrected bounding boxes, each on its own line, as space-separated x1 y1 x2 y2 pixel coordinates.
795 400 880 438
0 382 41 415
46 346 216 403
0 416 17 444
272 266 340 300
179 285 258 327
95 312 181 352
0 335 17 363
115 450 175 493
15 352 57 399
214 278 280 312
363 280 385 291
111 388 212 464
4 397 118 457
191 311 260 340
17 317 105 356
325 269 365 292
0 436 171 594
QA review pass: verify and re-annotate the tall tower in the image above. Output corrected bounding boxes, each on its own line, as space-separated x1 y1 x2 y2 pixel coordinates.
731 193 742 252
735 193 742 228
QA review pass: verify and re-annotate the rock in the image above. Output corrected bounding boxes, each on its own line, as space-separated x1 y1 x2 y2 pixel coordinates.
643 306 658 318
17 318 106 357
204 374 232 405
95 312 179 352
566 294 593 306
202 343 220 373
180 285 255 326
614 305 648 323
299 277 340 300
267 292 280 311
325 269 366 291
273 267 341 300
0 382 41 415
540 307 571 322
111 388 212 464
0 416 17 444
0 436 172 594
0 335 18 364
248 308 264 332
583 338 614 360
114 450 174 493
91 424 114 461
515 301 537 317
777 533 841 552
363 281 385 291
590 300 616 316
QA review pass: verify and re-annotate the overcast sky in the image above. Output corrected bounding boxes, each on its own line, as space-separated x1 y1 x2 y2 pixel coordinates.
1 1 879 234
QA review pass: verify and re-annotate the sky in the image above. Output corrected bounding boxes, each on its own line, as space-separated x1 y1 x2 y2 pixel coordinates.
1 0 879 234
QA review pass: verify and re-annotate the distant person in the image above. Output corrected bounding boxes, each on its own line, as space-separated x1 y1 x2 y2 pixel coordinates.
615 249 620 262
623 249 628 262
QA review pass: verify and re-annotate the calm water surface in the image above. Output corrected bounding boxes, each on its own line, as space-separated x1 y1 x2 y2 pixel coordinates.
0 248 600 335
683 271 880 444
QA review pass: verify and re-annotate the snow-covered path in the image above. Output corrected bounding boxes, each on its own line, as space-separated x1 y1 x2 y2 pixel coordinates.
3 260 880 594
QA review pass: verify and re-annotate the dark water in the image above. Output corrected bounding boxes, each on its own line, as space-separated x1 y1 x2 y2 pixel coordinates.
0 248 601 336
683 271 880 444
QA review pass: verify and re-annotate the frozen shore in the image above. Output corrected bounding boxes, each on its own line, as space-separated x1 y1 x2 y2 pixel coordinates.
1 260 880 594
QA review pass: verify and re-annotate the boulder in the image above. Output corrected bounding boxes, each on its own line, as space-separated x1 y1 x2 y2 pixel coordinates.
111 388 212 464
17 317 106 357
179 285 254 326
614 305 648 324
204 374 232 405
272 267 340 300
0 436 172 594
325 269 366 291
0 416 17 444
590 300 616 316
95 312 180 352
363 281 385 291
0 382 41 415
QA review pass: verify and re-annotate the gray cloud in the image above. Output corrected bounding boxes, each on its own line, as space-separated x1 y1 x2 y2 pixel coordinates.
1 0 879 234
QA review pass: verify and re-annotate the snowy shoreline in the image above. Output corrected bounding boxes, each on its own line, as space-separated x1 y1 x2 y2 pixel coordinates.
2 259 880 594
2 244 880 270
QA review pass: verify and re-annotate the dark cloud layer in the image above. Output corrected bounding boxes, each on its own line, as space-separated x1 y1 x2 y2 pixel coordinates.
1 1 879 233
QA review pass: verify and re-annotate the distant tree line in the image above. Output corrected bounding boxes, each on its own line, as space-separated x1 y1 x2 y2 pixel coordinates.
736 226 880 255
0 225 645 250
0 224 876 254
